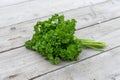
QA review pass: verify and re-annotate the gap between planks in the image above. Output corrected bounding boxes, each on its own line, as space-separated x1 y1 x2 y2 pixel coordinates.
0 0 119 79
33 46 120 80
29 45 120 80
0 0 90 27
0 0 111 28
0 0 35 8
0 2 120 53
0 14 120 54
1 17 120 79
0 0 107 8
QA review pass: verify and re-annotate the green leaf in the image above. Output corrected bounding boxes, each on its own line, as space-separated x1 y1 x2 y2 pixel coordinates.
25 14 106 64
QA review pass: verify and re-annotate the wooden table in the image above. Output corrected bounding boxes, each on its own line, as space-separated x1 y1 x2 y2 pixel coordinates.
0 0 120 80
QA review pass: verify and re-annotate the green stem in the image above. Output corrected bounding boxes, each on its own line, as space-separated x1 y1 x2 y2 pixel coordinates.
74 36 107 51
80 38 106 51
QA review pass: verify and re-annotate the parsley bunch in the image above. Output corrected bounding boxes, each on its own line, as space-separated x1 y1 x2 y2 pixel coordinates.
25 14 106 64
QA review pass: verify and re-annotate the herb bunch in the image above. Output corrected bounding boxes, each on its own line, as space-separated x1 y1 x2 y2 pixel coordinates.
25 14 106 64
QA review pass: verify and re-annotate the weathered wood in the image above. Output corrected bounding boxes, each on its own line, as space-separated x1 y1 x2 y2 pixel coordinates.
0 0 107 8
0 0 28 8
34 46 120 80
0 0 117 27
1 74 28 80
0 17 120 80
0 0 120 27
92 0 120 22
0 0 90 27
0 6 93 53
0 0 106 8
1 0 120 52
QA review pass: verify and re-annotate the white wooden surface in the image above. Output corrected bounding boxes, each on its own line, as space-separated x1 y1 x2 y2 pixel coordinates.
1 0 120 28
0 0 107 27
0 0 120 80
34 46 120 80
1 0 120 53
1 17 120 80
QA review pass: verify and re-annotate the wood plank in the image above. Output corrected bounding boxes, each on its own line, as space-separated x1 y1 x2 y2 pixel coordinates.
0 0 28 8
1 0 120 28
1 0 120 52
0 0 91 27
1 74 28 80
0 6 93 53
0 0 107 8
0 18 120 80
92 0 120 22
34 46 120 80
0 0 114 27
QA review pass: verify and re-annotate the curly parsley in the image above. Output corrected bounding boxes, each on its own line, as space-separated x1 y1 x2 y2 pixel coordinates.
25 14 106 64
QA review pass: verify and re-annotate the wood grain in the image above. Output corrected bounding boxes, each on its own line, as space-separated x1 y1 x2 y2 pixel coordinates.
0 0 89 27
0 0 120 80
1 0 120 53
0 0 107 8
0 0 116 27
0 0 29 8
34 46 120 80
0 17 120 80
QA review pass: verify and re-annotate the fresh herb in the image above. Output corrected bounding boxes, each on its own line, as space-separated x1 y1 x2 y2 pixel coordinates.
25 14 106 64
